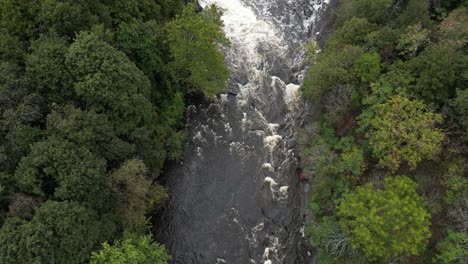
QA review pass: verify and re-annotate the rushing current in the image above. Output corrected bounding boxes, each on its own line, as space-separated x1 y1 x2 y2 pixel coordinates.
156 0 328 263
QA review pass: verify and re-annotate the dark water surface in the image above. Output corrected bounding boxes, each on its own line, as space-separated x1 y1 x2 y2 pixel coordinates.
155 1 329 263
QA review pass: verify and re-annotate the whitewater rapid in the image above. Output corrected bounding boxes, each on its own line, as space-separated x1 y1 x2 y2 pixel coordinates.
155 0 328 263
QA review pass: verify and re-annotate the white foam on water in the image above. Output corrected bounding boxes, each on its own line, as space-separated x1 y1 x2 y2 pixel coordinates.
193 131 204 141
224 122 232 135
264 135 283 151
199 0 285 71
285 83 302 112
229 141 245 156
262 236 280 263
279 186 289 195
268 123 279 133
242 112 247 124
263 177 277 186
262 163 274 172
285 84 300 102
219 93 228 103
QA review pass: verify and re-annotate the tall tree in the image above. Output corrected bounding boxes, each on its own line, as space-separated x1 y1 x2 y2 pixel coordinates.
367 94 445 171
90 232 170 264
338 176 431 260
14 137 109 210
65 32 155 135
46 106 135 163
109 159 167 229
167 3 228 97
0 201 113 264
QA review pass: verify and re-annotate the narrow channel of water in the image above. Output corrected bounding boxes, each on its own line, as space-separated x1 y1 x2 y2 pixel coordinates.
155 1 328 263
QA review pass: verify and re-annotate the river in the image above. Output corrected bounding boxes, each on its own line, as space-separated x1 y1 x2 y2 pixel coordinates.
155 0 328 263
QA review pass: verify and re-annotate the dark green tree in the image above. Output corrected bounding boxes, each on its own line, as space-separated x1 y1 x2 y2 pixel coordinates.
26 33 73 100
0 201 113 264
65 32 155 135
37 0 94 38
326 17 378 51
403 43 466 106
336 0 393 26
14 137 109 209
302 45 363 100
46 106 135 162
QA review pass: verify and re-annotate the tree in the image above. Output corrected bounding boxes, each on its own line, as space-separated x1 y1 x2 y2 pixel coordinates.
453 88 468 142
46 106 135 162
367 95 445 171
36 0 94 38
302 45 363 99
395 0 432 28
337 176 431 260
109 160 167 229
26 33 73 100
336 0 393 26
90 232 170 264
105 0 164 24
0 29 25 63
14 137 109 210
353 52 380 83
0 201 113 264
435 229 468 264
403 43 466 106
325 17 378 51
114 20 167 92
0 63 45 173
167 3 228 97
438 7 468 44
0 0 43 43
396 23 430 58
65 32 154 135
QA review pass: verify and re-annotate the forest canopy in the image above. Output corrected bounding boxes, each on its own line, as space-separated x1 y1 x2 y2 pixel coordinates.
0 0 228 263
301 0 467 263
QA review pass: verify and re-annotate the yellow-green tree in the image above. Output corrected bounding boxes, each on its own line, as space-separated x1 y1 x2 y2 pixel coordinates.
90 232 170 264
337 176 431 260
367 95 445 171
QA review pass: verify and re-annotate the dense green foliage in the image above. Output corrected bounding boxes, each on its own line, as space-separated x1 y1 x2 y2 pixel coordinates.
0 0 228 262
66 31 155 135
90 232 170 264
0 201 113 264
338 176 431 260
167 3 229 97
301 0 467 263
366 95 445 171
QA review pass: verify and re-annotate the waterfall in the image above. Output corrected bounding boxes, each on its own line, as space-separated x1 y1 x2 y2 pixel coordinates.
156 1 327 263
